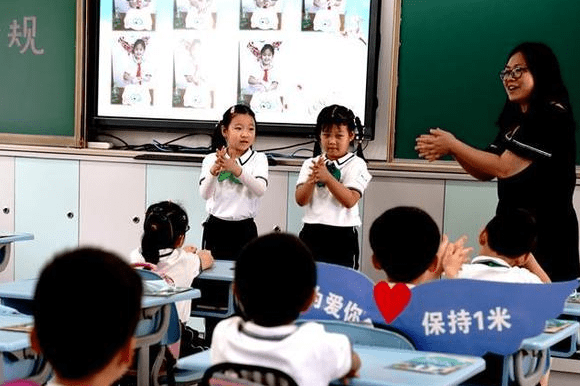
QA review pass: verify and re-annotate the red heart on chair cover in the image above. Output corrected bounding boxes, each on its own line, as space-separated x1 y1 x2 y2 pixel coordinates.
373 281 412 323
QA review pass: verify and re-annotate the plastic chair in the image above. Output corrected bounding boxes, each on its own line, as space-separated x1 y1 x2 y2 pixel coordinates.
201 362 298 386
0 350 51 386
296 319 415 351
133 268 182 386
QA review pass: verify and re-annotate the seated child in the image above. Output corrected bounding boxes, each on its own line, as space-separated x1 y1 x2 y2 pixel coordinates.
444 209 551 386
211 232 361 386
369 206 470 286
444 209 551 283
370 207 550 386
130 201 214 356
31 247 142 386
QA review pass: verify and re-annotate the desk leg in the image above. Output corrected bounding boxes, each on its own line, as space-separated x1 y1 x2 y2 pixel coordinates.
138 347 150 386
135 304 171 386
0 355 5 385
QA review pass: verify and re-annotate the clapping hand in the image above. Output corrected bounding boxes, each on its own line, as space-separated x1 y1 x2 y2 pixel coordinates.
210 147 227 176
415 128 456 161
438 235 472 278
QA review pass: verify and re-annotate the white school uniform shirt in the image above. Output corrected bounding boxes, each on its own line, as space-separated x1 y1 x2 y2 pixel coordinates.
199 149 268 221
456 255 542 284
130 247 202 322
211 316 352 386
124 8 153 30
296 152 371 227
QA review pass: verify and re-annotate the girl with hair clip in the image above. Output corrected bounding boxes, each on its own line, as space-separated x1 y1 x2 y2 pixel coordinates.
247 42 283 112
199 104 269 261
121 38 153 105
130 201 213 355
416 42 579 282
295 104 371 269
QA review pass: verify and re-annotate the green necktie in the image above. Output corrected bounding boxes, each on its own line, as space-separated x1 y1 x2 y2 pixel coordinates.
218 171 242 184
317 162 341 187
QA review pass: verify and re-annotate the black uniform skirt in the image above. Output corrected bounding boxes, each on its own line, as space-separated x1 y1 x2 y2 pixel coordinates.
202 215 258 261
299 223 359 269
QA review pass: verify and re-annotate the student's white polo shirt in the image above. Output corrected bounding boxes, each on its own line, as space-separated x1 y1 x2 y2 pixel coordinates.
296 152 371 227
200 149 268 221
130 247 202 322
211 316 352 386
456 256 542 283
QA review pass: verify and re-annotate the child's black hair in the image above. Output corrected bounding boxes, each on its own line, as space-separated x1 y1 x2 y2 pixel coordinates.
261 43 275 55
33 247 142 380
313 104 366 161
141 201 189 265
370 206 441 283
133 38 146 52
485 209 537 258
211 104 257 151
234 232 316 327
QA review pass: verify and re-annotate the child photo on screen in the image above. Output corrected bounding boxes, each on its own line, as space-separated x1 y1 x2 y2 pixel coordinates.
112 35 155 106
173 39 214 109
302 0 345 32
113 0 156 31
240 0 281 30
174 0 216 30
241 41 284 113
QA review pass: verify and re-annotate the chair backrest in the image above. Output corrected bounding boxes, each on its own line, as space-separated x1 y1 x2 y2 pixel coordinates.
201 363 298 386
296 319 415 351
301 262 382 323
133 267 181 346
385 278 578 356
136 268 164 281
305 262 578 356
133 263 175 286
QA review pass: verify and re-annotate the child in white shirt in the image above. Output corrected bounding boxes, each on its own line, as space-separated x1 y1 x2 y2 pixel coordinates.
211 232 361 386
295 104 371 269
130 201 213 356
199 104 268 261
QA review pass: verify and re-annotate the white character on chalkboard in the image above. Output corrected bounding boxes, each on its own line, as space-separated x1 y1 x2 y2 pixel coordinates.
124 0 153 30
121 38 153 106
7 16 44 55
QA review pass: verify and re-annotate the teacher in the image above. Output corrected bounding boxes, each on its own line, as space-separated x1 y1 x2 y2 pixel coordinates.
415 42 579 282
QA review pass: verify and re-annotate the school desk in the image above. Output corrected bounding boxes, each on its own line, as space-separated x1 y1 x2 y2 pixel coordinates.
174 344 486 386
0 279 201 386
191 260 235 319
0 233 34 274
520 320 579 357
562 297 580 318
0 314 50 384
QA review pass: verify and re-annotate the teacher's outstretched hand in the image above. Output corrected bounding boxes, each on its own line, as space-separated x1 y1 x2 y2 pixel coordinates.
415 128 457 161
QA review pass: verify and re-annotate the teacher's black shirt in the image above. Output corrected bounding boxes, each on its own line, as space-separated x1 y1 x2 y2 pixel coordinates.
486 102 579 281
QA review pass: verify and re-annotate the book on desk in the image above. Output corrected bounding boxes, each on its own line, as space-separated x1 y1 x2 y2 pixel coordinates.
389 354 476 375
544 319 574 334
0 322 33 333
144 286 193 297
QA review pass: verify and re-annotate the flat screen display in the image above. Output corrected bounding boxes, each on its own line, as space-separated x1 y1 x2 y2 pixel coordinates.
88 0 381 138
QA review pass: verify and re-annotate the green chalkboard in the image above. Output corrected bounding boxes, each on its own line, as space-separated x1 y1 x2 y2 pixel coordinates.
0 0 82 146
393 0 580 162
